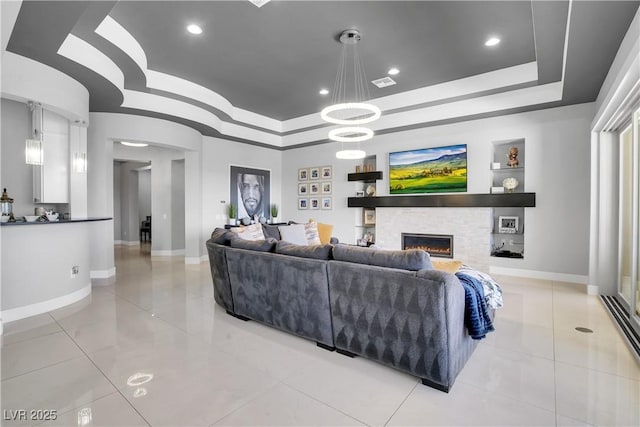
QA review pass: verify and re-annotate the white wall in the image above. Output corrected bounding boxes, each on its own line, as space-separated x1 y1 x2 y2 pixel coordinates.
139 169 151 225
201 137 282 244
171 160 185 251
1 98 33 217
283 103 594 278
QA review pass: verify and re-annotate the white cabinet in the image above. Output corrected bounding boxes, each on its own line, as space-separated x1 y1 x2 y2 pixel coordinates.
34 110 69 203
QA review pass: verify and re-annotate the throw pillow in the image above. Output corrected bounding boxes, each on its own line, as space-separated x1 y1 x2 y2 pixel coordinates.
278 224 308 245
304 221 322 245
261 223 281 240
316 222 334 244
230 223 265 241
276 240 333 260
431 259 463 274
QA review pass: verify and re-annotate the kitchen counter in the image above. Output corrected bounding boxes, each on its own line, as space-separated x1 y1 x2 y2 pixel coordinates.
1 217 113 324
1 217 111 226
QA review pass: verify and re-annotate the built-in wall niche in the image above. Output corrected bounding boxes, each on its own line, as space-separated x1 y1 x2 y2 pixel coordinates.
490 138 526 259
350 154 379 245
490 138 525 194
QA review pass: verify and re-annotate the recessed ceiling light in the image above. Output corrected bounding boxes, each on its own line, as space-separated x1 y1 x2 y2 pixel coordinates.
319 89 329 95
187 24 202 35
485 37 500 47
249 0 271 7
388 67 400 76
121 141 148 147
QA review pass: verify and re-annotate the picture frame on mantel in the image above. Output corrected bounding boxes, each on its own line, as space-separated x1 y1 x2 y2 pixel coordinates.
363 209 376 225
498 215 519 233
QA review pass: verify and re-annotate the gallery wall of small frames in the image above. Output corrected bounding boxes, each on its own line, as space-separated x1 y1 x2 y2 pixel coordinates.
298 166 332 210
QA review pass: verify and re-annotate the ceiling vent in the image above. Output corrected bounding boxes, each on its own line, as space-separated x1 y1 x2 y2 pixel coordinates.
371 77 397 88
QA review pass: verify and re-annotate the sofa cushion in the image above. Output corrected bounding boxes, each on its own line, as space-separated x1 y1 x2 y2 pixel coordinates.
230 237 277 252
230 223 265 241
210 228 235 246
431 259 463 274
261 223 281 240
278 224 308 245
304 221 322 245
276 240 333 260
333 244 433 271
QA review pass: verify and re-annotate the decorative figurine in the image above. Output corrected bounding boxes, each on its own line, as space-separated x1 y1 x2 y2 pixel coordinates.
507 146 519 168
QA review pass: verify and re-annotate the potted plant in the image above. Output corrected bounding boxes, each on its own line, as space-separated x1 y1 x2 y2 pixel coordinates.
270 203 279 224
227 203 237 225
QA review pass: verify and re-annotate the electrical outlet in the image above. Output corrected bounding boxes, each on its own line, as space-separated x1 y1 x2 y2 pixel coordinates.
71 266 79 278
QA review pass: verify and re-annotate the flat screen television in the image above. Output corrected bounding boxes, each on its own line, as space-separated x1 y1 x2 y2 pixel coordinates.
389 144 467 194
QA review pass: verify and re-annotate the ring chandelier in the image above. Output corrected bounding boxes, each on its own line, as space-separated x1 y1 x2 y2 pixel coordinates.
321 29 381 159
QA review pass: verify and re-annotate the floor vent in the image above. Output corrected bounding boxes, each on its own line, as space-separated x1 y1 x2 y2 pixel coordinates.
601 295 640 362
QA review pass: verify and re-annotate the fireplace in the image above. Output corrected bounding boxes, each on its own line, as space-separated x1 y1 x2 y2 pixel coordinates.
402 233 453 258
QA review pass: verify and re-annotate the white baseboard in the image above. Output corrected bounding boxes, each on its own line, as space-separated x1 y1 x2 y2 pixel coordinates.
489 266 589 285
90 267 116 279
114 240 140 246
151 249 185 257
1 284 91 323
185 255 208 264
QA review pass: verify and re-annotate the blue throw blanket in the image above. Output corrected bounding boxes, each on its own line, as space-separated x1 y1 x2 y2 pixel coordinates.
455 272 495 340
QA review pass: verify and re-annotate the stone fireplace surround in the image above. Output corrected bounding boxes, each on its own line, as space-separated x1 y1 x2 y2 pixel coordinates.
375 207 492 272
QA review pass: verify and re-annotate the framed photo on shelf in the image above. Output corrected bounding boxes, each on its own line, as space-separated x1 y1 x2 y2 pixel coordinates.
355 190 365 197
298 198 308 210
321 197 332 210
498 216 519 233
298 183 308 195
310 198 320 210
309 182 320 194
309 167 320 180
321 182 332 194
298 168 308 181
321 166 332 179
363 209 376 225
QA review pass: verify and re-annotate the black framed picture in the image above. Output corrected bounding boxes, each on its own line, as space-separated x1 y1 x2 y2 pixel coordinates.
230 165 271 220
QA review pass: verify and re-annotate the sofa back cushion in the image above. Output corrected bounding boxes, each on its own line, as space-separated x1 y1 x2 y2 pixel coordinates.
276 241 333 260
333 244 433 271
210 228 235 246
230 237 277 252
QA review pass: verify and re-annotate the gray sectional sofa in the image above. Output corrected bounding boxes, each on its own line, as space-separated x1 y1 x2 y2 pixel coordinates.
206 228 484 392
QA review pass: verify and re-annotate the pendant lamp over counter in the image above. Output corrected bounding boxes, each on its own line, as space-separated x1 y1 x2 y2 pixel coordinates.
25 101 43 165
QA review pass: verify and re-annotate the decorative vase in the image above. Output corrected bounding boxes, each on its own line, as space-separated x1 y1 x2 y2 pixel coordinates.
502 177 519 193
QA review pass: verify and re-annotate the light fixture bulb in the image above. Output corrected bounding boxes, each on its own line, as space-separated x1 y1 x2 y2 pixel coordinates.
328 127 374 143
485 37 500 47
187 24 202 35
321 103 381 125
388 67 400 75
336 150 366 160
120 141 148 147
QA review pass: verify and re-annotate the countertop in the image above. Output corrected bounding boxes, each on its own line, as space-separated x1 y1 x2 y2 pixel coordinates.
1 217 112 226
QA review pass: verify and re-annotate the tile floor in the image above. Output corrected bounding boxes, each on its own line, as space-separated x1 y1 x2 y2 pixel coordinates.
2 244 640 426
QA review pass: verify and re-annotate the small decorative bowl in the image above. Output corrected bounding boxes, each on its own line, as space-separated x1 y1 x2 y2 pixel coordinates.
46 213 59 221
24 215 40 222
0 215 9 223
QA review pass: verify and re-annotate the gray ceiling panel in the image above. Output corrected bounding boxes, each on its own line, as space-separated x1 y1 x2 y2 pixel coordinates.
5 0 640 136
